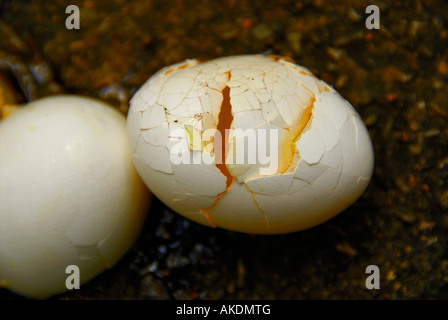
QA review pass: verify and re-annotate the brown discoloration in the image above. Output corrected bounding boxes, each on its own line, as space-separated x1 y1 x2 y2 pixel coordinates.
277 97 314 174
200 208 216 228
214 84 234 190
268 55 296 64
200 71 234 223
163 62 192 76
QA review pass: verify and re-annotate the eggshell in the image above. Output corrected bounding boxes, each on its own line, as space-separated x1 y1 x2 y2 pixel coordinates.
127 54 374 234
0 95 150 298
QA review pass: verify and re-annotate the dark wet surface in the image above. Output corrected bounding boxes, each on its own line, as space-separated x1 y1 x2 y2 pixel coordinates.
1 0 447 299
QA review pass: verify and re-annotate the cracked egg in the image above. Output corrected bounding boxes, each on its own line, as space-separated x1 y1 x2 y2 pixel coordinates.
0 95 150 298
127 54 374 234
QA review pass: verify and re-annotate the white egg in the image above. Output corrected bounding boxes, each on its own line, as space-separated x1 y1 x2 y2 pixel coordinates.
127 54 374 234
0 95 150 299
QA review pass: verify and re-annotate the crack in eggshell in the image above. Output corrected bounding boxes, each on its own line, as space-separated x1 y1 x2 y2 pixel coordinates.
283 101 313 172
127 54 374 234
214 84 234 188
242 182 271 232
199 71 234 225
200 208 217 228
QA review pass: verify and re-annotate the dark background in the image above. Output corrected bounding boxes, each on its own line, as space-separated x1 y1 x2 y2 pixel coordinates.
1 0 447 299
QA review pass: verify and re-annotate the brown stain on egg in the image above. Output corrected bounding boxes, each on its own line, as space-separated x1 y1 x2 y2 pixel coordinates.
163 62 191 76
268 55 296 64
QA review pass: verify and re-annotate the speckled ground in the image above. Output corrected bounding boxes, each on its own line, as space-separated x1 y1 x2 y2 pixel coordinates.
1 0 447 299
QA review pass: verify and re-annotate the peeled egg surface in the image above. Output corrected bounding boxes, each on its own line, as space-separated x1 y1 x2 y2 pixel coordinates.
127 54 373 234
0 95 150 299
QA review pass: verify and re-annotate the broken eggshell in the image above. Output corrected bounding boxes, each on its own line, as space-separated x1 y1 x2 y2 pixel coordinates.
127 54 374 234
0 95 150 299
